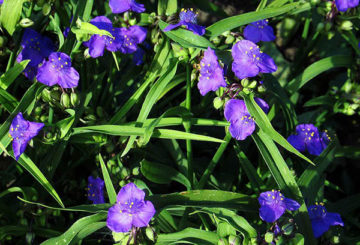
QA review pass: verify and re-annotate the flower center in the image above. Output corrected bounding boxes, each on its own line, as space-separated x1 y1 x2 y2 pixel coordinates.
25 37 41 52
179 8 198 24
123 34 137 48
244 46 262 63
50 56 70 71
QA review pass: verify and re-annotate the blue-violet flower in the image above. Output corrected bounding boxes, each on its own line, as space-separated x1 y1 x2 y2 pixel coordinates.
231 40 277 79
224 98 269 140
198 47 226 96
118 25 147 54
109 0 145 14
163 8 205 36
36 52 79 88
335 0 359 12
107 183 156 233
243 19 276 43
9 112 44 161
87 176 105 204
308 203 344 238
84 16 122 58
287 124 330 156
16 28 55 80
258 190 300 223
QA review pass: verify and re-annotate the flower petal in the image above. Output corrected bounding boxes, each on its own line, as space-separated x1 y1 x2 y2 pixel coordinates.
185 23 206 36
27 121 44 138
132 200 156 228
88 35 106 58
307 137 325 156
58 67 79 88
258 53 277 74
109 0 131 14
259 203 285 223
311 218 330 238
243 25 262 43
228 116 256 140
224 99 248 123
130 0 145 13
325 212 344 227
287 135 306 152
283 198 300 211
36 62 59 86
232 58 260 79
116 183 145 204
254 97 269 114
12 139 28 161
163 23 182 32
261 25 276 42
106 204 133 233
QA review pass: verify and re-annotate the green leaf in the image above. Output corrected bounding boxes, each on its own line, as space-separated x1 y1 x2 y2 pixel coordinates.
141 160 191 190
55 109 75 139
252 130 316 244
0 60 30 90
40 213 107 245
206 2 300 37
243 93 313 165
148 190 256 212
0 88 18 112
0 0 25 35
156 228 220 245
286 55 353 93
159 20 215 49
99 154 117 204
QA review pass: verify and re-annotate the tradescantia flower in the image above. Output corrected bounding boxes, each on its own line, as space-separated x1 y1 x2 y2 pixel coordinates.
16 28 55 80
258 190 300 223
197 47 226 96
36 52 79 88
9 113 44 161
224 98 269 140
287 124 330 156
231 40 277 79
308 202 344 238
84 16 122 58
107 183 156 233
163 8 205 36
109 0 145 14
335 0 359 12
243 19 276 43
86 176 105 204
118 25 147 54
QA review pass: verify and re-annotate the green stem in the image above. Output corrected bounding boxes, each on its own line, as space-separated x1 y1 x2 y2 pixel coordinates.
197 133 232 189
48 107 54 125
184 64 193 187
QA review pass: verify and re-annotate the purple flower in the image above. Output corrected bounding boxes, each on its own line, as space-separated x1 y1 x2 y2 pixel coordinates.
0 0 3 4
287 124 330 156
84 16 123 58
9 113 44 161
335 0 359 12
36 52 79 88
197 47 226 96
224 98 269 140
87 176 105 204
133 48 145 66
273 224 281 236
16 29 55 80
107 183 156 233
243 20 276 43
109 0 145 14
163 8 205 36
231 40 277 79
308 203 344 238
118 25 147 54
258 190 300 223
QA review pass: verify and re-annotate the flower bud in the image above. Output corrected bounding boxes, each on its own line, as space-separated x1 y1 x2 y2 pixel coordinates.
120 167 130 179
339 20 353 31
60 93 71 108
264 232 274 243
257 85 266 93
105 142 115 153
331 235 340 244
241 79 249 88
316 22 325 32
228 235 240 245
40 115 48 122
42 3 52 16
148 12 156 24
225 35 235 44
242 87 250 94
96 106 105 118
0 36 8 48
145 227 155 242
217 239 228 245
211 36 221 45
213 97 224 110
41 88 52 103
119 180 127 187
128 18 137 26
70 92 80 106
282 223 294 235
50 89 61 101
171 43 189 61
37 0 45 7
132 167 140 176
217 222 233 237
248 80 257 89
20 18 34 28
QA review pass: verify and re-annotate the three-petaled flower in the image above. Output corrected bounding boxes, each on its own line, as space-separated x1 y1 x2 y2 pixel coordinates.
163 8 205 36
335 0 359 12
308 202 344 238
9 113 44 161
87 176 105 204
107 183 156 233
118 26 147 54
258 190 300 223
36 52 80 88
109 0 145 14
244 19 276 43
224 98 269 140
85 16 123 58
16 28 55 80
197 47 226 96
231 40 277 79
287 124 330 156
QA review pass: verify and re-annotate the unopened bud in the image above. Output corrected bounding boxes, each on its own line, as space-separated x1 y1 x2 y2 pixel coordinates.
132 167 140 176
213 97 224 110
241 79 249 87
42 3 51 16
41 88 52 102
257 85 266 93
70 92 80 106
20 18 34 28
0 36 7 48
225 35 235 44
60 93 71 108
340 20 353 31
145 227 155 242
228 235 240 245
211 36 221 45
264 232 274 243
128 18 137 26
248 80 257 89
37 0 45 7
